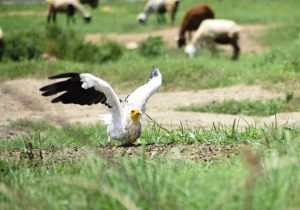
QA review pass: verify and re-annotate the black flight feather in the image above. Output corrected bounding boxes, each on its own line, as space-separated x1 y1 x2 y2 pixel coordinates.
40 72 111 107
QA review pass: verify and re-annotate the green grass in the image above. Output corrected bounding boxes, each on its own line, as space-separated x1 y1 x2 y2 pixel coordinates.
0 118 298 149
1 119 300 210
0 154 299 210
1 41 300 90
1 0 299 34
0 0 300 91
177 96 300 116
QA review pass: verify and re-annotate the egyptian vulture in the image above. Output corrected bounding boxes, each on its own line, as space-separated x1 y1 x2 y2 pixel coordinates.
40 67 162 145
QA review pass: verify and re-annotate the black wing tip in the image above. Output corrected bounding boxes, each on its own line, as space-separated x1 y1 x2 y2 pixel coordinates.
39 84 52 93
151 66 159 76
146 66 160 83
48 72 80 80
39 86 47 92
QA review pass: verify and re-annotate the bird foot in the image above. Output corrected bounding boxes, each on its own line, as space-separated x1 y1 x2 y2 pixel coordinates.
121 143 134 147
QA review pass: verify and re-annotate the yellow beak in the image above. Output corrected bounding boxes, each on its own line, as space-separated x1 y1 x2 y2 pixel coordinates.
131 109 142 124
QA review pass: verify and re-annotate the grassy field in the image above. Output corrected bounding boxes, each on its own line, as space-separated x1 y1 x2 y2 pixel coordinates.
177 94 300 116
1 119 300 209
1 0 300 209
0 0 300 91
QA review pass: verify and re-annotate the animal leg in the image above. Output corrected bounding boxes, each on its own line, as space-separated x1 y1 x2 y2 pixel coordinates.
231 38 240 60
170 1 179 25
52 11 57 23
66 4 76 25
170 11 175 24
107 136 112 147
47 4 54 23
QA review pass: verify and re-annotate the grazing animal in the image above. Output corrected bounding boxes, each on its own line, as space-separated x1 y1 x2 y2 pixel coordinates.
185 19 241 60
40 67 162 145
177 4 214 48
47 0 92 24
137 0 180 24
0 28 4 61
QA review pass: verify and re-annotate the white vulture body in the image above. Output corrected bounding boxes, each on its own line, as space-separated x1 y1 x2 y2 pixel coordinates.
40 67 162 145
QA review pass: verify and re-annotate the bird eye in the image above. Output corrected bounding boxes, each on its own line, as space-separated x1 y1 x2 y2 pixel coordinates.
131 110 134 113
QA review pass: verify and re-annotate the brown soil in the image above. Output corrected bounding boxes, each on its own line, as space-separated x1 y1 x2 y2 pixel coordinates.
85 24 274 53
1 143 241 163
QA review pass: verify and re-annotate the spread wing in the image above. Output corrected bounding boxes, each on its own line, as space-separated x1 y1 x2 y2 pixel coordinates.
125 67 162 112
40 72 123 125
39 73 107 106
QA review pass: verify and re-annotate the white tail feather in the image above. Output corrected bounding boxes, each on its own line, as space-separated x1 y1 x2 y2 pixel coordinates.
99 114 112 125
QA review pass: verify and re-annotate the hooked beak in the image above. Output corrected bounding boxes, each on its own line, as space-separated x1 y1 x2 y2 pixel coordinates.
131 109 142 124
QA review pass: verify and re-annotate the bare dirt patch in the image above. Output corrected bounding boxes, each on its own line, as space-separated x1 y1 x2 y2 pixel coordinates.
1 143 241 163
1 78 299 133
85 24 274 53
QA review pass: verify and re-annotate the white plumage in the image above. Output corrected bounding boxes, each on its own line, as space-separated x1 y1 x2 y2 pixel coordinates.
40 67 162 145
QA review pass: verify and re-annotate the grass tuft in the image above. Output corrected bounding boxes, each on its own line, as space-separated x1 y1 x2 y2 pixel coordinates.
178 97 300 116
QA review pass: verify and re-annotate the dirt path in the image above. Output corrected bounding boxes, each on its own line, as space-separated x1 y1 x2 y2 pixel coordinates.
1 143 241 163
1 78 299 131
85 24 273 53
